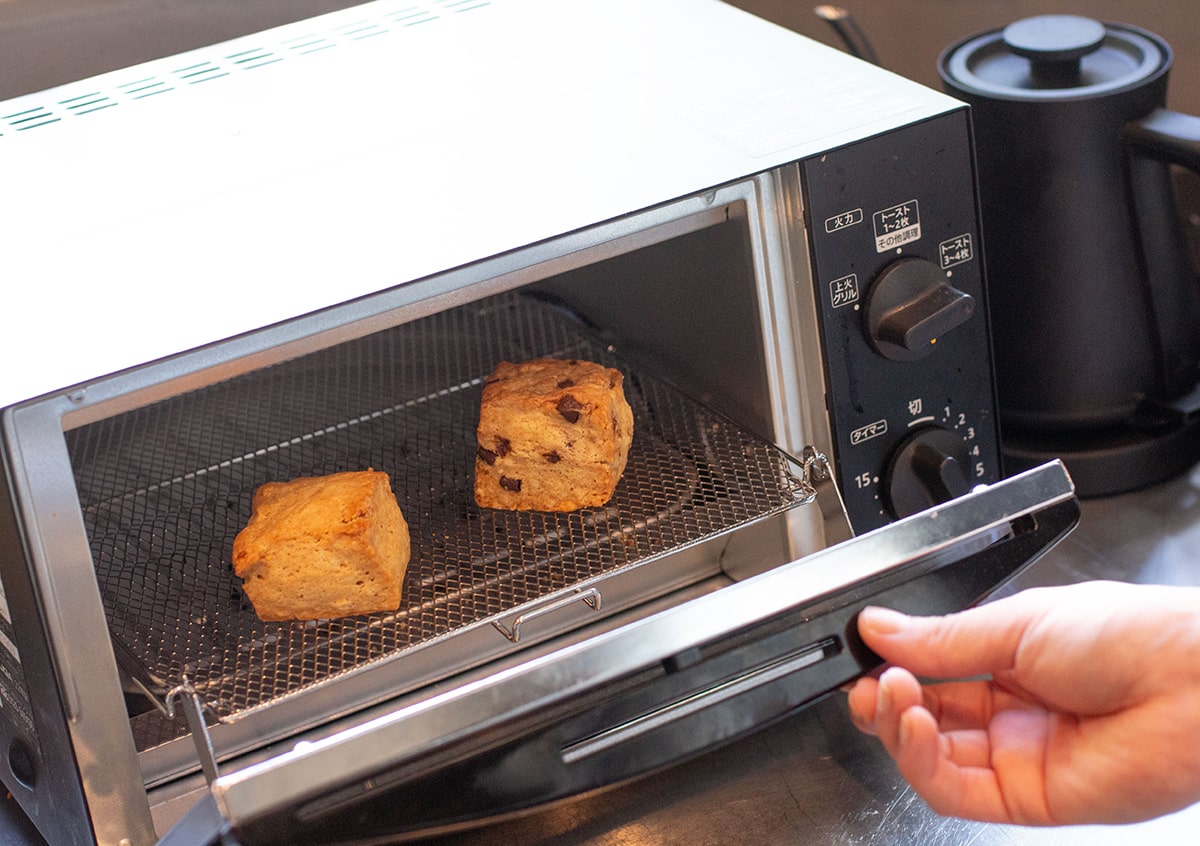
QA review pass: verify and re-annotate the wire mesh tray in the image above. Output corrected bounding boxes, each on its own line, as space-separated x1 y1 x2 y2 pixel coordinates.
68 292 812 723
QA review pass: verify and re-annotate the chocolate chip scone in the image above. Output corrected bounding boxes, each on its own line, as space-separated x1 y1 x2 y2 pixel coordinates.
232 469 411 621
474 358 634 511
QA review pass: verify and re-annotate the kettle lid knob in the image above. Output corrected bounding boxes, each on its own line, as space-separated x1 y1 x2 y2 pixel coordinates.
1003 15 1106 62
940 14 1167 99
1003 15 1106 86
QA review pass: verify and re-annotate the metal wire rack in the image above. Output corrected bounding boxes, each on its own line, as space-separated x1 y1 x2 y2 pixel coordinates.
67 292 810 736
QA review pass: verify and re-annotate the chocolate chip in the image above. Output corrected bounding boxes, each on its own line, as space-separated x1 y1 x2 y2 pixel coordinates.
556 378 575 389
500 476 522 492
477 446 498 466
543 451 561 463
494 436 511 457
557 394 583 423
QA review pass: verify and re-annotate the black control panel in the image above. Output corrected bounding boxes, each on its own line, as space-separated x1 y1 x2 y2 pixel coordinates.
801 109 1001 534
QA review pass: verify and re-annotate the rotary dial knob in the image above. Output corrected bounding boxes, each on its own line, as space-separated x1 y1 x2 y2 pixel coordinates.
866 258 975 361
886 427 973 519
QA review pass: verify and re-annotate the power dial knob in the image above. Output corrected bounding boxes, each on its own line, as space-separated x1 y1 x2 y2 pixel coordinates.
886 427 973 519
866 257 975 361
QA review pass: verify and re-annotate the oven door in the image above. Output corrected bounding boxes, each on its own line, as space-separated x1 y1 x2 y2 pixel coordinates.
162 460 1077 846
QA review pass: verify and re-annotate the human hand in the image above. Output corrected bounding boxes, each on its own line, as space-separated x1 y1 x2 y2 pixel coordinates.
846 580 1200 825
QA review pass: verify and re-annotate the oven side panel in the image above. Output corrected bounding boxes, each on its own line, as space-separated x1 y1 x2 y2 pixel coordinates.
1 409 158 846
0 431 93 843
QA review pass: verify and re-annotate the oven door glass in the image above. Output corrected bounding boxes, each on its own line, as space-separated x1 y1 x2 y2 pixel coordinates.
164 461 1077 846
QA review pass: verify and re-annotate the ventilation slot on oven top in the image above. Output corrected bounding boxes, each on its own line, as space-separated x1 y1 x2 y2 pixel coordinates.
0 0 493 138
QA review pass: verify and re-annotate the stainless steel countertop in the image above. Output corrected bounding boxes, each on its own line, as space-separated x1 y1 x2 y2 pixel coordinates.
5 468 1200 845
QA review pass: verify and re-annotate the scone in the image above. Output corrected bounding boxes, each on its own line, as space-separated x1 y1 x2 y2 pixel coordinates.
232 469 411 621
474 358 634 511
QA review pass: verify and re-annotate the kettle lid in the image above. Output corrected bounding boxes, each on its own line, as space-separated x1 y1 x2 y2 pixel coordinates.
940 15 1169 100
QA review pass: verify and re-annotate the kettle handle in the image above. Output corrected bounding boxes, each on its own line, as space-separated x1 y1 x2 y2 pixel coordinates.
1122 108 1200 400
1124 107 1200 170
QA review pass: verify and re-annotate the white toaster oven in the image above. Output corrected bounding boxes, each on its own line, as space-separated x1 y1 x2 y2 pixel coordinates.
0 1 1077 843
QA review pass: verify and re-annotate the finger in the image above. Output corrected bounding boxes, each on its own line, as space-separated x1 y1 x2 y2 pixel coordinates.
846 677 880 735
855 672 1000 735
984 707 1055 824
887 700 1058 825
874 667 923 752
852 676 1000 762
857 599 1037 680
858 582 1197 692
938 727 992 769
866 669 1057 825
888 706 1018 824
854 677 1013 769
919 679 1030 732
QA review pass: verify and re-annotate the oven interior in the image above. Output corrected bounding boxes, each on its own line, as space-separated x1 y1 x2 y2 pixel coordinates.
62 211 820 767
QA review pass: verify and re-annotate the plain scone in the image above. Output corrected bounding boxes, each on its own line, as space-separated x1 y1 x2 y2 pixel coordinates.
232 469 411 621
474 358 634 511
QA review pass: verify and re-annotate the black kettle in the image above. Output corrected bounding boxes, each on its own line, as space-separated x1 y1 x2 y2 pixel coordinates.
939 15 1200 495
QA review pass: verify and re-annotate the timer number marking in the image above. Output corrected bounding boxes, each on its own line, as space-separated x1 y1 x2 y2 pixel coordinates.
944 405 986 479
855 471 879 490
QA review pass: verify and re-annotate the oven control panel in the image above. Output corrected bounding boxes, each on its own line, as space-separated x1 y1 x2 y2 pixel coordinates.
801 109 1002 534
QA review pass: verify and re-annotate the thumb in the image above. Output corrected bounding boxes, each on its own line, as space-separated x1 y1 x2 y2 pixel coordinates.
856 599 1034 680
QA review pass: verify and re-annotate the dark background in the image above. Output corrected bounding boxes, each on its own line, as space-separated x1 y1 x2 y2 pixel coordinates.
2 1 1199 113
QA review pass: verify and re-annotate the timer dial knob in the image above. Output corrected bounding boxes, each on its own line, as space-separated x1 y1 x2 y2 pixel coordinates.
886 427 973 518
866 258 975 361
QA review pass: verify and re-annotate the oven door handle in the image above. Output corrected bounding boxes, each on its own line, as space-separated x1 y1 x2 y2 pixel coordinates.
558 634 840 765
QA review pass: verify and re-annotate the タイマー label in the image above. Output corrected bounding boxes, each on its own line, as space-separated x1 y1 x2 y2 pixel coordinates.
850 418 888 445
873 200 920 252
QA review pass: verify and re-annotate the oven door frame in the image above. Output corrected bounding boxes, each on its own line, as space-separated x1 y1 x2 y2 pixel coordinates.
161 460 1076 846
0 167 822 845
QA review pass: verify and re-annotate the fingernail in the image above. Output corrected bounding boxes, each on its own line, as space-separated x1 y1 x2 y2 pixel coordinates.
898 709 914 749
850 708 876 735
876 673 894 714
859 606 909 635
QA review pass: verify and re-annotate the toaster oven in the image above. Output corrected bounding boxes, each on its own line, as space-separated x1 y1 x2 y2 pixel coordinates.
0 1 1078 844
